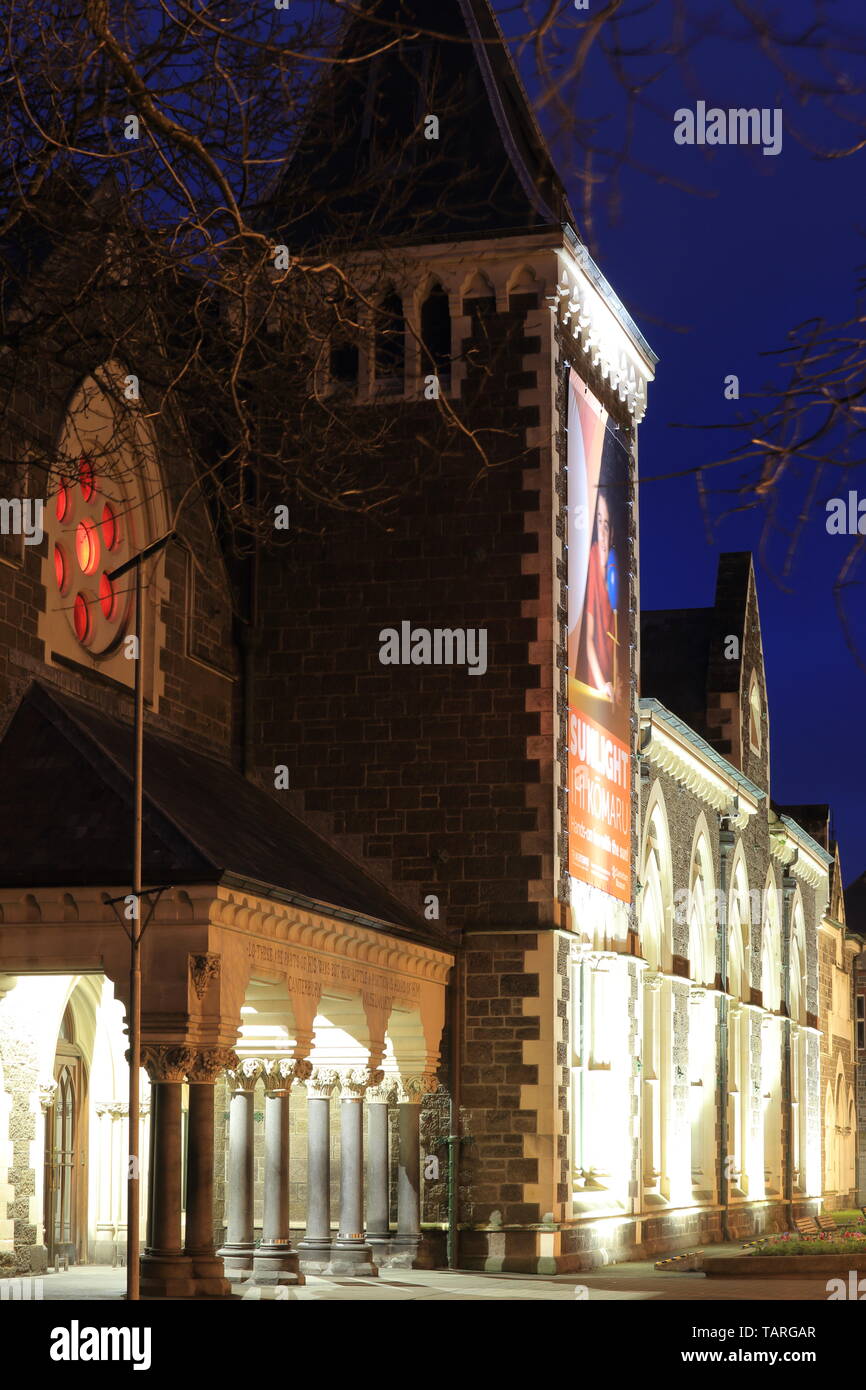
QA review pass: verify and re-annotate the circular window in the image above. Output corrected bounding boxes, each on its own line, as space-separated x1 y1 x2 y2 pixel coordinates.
75 519 100 575
49 449 138 658
73 592 93 644
101 502 119 550
54 544 69 595
99 571 116 620
55 482 70 523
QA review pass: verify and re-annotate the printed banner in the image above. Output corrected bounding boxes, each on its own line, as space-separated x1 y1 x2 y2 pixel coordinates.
566 368 632 902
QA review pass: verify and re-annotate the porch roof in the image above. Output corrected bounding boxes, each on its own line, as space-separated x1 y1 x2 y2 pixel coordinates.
0 682 453 950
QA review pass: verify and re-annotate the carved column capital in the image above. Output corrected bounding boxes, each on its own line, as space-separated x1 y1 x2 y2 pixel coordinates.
366 1077 398 1105
188 1047 239 1083
304 1067 342 1099
261 1058 308 1094
338 1067 384 1100
37 1078 58 1112
395 1074 439 1105
141 1044 197 1083
225 1057 264 1092
189 952 221 1001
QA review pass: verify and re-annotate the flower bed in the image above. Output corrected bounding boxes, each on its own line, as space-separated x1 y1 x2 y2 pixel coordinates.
753 1232 866 1256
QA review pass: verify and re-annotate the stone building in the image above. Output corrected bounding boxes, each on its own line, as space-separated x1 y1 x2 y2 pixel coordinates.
0 0 859 1293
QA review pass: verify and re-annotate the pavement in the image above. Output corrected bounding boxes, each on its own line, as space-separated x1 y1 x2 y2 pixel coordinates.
13 1242 842 1301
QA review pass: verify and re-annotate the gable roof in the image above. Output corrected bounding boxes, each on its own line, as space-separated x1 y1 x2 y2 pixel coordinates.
264 0 573 248
0 682 451 948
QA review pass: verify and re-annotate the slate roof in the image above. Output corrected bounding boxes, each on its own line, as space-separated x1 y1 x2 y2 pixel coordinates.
639 607 714 737
0 682 452 949
263 0 573 248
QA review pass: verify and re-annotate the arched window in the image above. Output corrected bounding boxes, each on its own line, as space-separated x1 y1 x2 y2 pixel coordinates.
420 282 451 389
687 833 716 1197
727 862 751 1194
42 366 169 693
748 671 762 755
639 798 674 1203
375 289 405 392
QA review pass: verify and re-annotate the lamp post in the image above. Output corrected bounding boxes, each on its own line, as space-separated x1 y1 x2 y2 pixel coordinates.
108 530 175 1301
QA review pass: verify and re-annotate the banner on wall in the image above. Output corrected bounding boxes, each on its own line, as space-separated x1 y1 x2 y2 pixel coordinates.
566 368 632 903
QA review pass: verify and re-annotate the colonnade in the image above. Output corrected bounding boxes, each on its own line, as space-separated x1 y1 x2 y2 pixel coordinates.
139 1045 438 1297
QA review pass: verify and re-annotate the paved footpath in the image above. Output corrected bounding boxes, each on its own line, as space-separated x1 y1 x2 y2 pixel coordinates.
28 1243 837 1301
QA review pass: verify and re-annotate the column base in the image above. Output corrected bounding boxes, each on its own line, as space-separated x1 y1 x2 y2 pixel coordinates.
369 1236 435 1270
215 1241 255 1278
252 1244 304 1286
296 1238 332 1276
187 1251 233 1298
140 1252 198 1299
324 1240 378 1277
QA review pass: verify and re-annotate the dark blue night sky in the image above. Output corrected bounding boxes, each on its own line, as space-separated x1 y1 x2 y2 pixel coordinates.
536 0 866 883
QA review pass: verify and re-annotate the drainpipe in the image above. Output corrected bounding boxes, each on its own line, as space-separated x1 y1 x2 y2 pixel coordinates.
781 868 796 1226
446 941 464 1268
717 813 735 1243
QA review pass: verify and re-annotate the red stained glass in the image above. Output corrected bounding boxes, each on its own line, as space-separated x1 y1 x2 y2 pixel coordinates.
101 502 118 549
54 544 68 593
75 519 99 574
99 571 116 619
78 458 95 501
73 593 91 643
55 483 70 523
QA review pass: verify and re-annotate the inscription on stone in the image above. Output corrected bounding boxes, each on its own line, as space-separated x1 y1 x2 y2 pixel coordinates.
246 941 421 1001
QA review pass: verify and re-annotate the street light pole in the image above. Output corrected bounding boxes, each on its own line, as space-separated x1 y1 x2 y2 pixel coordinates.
108 530 175 1302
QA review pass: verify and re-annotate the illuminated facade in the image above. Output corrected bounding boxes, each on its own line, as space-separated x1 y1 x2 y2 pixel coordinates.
0 0 860 1292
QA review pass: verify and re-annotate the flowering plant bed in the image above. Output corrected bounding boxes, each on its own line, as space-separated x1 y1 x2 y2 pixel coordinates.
753 1232 866 1256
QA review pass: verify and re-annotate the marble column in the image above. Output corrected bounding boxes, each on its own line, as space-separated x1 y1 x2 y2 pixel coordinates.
216 1057 263 1278
252 1059 311 1286
185 1049 236 1296
297 1068 340 1275
325 1067 382 1277
140 1045 196 1299
365 1078 396 1248
394 1075 437 1268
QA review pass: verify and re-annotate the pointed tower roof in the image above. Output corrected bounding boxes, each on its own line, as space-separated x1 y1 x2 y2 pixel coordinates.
264 0 573 248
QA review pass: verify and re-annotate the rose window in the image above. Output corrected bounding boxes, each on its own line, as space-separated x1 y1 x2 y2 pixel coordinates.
51 457 134 654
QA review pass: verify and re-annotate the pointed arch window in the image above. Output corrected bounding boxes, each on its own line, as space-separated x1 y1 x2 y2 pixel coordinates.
748 671 762 755
420 282 452 390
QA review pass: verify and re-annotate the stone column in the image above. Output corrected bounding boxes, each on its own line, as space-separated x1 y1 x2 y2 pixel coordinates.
185 1049 236 1296
140 1045 196 1299
393 1075 437 1268
252 1059 311 1286
297 1068 340 1275
366 1078 396 1248
216 1057 263 1278
326 1067 382 1277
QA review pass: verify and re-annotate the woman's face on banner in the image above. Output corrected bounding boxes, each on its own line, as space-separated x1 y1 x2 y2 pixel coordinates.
596 492 611 572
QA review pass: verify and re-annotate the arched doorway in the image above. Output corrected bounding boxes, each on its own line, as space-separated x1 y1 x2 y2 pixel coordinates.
44 1004 88 1266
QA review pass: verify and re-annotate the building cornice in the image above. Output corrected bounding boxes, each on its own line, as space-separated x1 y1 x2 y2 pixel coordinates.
549 233 656 423
639 700 762 825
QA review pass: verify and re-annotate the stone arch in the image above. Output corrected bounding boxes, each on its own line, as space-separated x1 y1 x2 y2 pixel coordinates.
639 782 673 973
789 891 807 1026
506 262 540 303
760 866 782 1013
40 363 170 697
728 846 751 998
688 813 716 986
